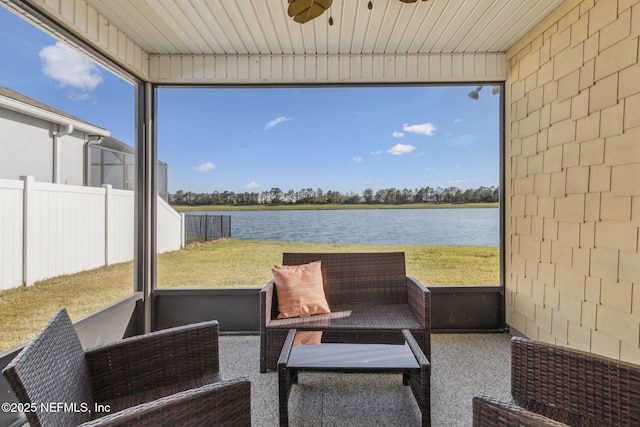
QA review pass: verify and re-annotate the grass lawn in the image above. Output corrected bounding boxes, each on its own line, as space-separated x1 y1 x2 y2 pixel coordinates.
0 239 499 352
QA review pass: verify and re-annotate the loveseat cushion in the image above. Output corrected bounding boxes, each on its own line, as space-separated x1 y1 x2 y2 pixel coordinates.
272 261 331 319
266 304 422 330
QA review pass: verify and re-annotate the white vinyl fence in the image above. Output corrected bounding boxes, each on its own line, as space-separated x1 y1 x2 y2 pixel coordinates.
0 176 184 290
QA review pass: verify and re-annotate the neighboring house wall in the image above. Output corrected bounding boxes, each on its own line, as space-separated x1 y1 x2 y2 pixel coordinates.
0 177 184 290
0 103 88 186
0 90 169 199
0 108 54 183
57 131 86 186
505 0 640 362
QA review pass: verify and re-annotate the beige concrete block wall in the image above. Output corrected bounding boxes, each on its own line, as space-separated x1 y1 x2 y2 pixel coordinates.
505 0 640 363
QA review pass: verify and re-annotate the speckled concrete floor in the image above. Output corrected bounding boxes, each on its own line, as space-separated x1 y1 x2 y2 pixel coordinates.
219 333 512 427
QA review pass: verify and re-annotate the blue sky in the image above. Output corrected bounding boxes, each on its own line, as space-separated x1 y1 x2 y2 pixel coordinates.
1 6 500 196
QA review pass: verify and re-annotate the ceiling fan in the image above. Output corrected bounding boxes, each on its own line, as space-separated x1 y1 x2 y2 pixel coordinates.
287 0 428 24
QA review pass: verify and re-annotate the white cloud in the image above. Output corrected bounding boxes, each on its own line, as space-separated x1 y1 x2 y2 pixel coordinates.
448 179 468 184
193 162 216 172
402 122 437 136
353 157 363 163
68 92 94 102
39 42 103 92
392 131 404 138
454 117 464 123
387 144 416 156
265 116 291 129
244 181 260 190
371 150 384 155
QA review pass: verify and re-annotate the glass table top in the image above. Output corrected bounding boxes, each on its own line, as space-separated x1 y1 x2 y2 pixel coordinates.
287 331 419 370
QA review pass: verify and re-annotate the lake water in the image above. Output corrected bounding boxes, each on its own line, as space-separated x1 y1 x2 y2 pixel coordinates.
188 208 499 246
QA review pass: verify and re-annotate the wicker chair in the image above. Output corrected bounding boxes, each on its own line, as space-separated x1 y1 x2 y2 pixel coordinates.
473 336 640 426
260 252 431 372
3 309 251 427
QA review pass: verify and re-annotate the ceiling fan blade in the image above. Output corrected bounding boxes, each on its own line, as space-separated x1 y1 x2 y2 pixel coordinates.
288 0 332 23
286 0 425 25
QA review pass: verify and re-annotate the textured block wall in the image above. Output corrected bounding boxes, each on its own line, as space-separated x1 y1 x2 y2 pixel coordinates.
505 0 640 362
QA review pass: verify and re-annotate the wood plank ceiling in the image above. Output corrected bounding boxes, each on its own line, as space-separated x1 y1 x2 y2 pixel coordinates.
85 0 563 56
3 0 566 83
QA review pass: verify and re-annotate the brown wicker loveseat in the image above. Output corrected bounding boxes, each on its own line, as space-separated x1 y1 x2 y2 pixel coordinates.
473 336 640 426
3 309 251 426
260 252 431 372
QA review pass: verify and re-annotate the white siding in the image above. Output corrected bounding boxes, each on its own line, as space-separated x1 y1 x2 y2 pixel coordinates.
0 108 89 186
0 109 54 183
57 133 86 185
147 53 507 84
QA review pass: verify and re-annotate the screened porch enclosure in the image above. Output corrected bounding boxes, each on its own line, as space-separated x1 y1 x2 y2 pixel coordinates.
89 137 169 202
2 0 640 425
0 0 520 334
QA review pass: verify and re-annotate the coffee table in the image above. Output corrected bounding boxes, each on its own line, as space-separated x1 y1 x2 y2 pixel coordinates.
278 329 430 426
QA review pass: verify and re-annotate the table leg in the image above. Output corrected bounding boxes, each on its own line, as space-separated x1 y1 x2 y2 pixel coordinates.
278 330 298 427
403 329 431 427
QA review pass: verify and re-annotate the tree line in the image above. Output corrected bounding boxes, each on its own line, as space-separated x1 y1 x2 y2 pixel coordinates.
169 186 499 206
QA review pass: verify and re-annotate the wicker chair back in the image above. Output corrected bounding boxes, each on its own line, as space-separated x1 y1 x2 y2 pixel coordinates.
3 309 93 427
282 252 408 306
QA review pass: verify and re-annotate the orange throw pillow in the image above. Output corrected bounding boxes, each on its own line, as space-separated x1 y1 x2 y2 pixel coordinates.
272 261 331 319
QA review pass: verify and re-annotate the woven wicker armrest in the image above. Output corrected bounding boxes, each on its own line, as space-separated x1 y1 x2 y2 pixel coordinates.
85 321 220 403
259 280 276 372
511 336 640 425
78 377 251 427
406 276 430 325
472 395 569 427
260 280 276 324
406 276 431 361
